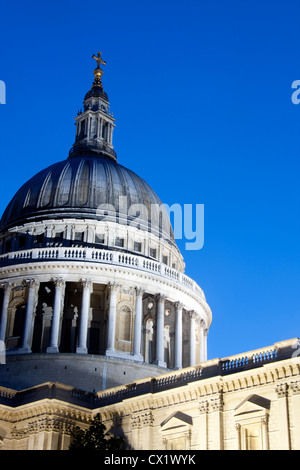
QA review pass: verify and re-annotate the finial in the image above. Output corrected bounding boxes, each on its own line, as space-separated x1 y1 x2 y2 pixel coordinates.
92 52 106 69
92 52 106 88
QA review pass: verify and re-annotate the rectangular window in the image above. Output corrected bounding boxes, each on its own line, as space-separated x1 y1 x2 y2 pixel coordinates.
55 231 64 241
5 239 11 253
115 237 124 247
162 255 168 265
95 234 105 245
18 234 27 248
74 232 84 242
34 233 44 245
150 248 157 259
134 241 142 252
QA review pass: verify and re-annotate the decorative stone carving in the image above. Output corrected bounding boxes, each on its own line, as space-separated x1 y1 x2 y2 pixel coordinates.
276 383 289 398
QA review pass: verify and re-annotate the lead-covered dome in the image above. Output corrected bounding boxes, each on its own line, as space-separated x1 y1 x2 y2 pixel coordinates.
0 52 178 251
0 153 175 244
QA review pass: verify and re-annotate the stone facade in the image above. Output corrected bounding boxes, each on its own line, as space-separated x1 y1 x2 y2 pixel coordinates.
0 55 298 451
0 338 299 450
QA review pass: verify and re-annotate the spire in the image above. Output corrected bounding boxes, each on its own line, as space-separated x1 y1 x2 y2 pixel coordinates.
69 52 117 161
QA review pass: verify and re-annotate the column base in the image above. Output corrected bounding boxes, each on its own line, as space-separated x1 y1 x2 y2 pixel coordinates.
46 346 59 353
105 349 144 363
154 360 167 368
131 353 144 363
17 346 32 354
76 346 88 354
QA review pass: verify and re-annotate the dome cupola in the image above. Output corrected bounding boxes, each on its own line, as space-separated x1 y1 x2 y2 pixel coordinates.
70 51 116 161
0 53 212 393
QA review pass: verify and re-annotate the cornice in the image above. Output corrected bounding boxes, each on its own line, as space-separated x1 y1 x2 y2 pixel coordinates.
0 261 212 321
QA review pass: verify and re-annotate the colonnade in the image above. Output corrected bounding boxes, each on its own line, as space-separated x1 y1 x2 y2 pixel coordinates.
76 115 114 145
0 278 208 368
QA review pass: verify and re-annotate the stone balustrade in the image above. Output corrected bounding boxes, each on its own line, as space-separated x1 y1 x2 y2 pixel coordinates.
0 339 296 410
0 246 205 300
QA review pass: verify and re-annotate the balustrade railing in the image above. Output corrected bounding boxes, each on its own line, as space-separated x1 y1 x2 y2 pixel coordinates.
0 246 205 300
0 339 295 409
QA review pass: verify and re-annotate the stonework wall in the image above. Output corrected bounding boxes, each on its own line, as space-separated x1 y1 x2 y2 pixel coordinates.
0 354 167 392
0 339 299 451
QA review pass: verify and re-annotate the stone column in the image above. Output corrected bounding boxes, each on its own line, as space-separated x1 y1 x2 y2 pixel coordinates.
109 124 113 144
204 328 208 362
87 116 91 139
199 319 207 363
155 294 166 367
174 301 183 369
106 283 118 355
21 279 39 353
0 282 12 343
47 278 65 353
76 278 93 354
97 117 100 138
188 310 197 366
133 288 144 361
99 117 103 139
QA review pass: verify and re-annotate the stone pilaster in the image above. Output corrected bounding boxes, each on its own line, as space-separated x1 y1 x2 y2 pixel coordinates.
275 383 291 449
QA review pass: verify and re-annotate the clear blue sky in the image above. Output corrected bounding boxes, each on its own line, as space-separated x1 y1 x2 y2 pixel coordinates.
0 0 299 360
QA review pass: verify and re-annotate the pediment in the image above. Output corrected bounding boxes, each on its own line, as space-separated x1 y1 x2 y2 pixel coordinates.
161 411 193 431
235 394 270 416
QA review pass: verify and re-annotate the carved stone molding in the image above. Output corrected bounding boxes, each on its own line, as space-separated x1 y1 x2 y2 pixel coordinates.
155 293 167 303
290 381 300 395
276 383 289 398
0 281 11 292
131 411 153 429
174 301 184 310
199 400 209 414
52 277 65 289
81 278 93 291
107 282 121 293
135 287 145 297
24 279 40 289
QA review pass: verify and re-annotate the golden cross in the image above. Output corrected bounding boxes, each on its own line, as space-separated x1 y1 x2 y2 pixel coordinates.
92 52 106 69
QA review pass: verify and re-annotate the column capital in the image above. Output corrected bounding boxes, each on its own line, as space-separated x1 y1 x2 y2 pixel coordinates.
107 281 121 292
24 278 40 289
135 287 145 296
187 309 198 320
174 301 184 310
81 278 93 291
0 281 11 292
52 277 65 289
155 293 167 303
261 416 269 425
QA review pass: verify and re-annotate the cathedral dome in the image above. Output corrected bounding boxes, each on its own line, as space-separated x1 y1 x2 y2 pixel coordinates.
0 53 212 393
0 152 175 244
